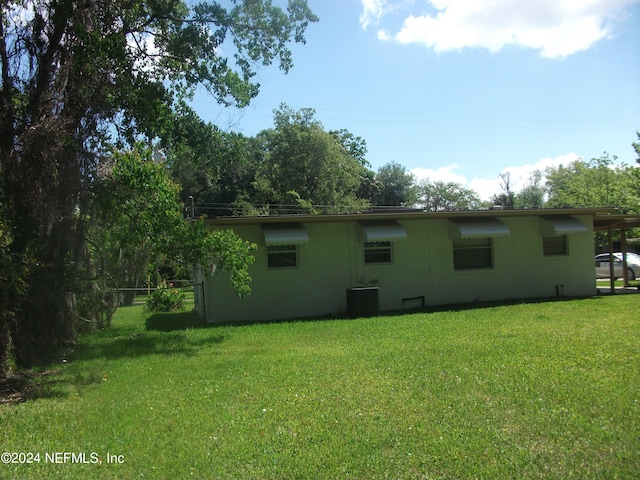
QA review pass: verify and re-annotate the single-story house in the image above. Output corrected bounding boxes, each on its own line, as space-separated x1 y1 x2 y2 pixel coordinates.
193 208 639 324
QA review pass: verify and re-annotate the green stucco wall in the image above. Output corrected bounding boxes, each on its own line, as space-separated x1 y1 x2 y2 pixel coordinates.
199 215 596 323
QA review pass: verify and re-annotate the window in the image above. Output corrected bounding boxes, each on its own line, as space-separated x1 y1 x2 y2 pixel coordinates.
364 241 392 264
543 236 568 256
453 238 493 270
267 244 298 269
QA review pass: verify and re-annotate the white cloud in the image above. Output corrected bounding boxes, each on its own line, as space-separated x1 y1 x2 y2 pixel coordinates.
377 29 392 41
359 0 392 29
411 163 467 184
474 153 581 200
411 163 500 201
365 0 639 57
360 0 417 29
468 177 502 202
410 153 581 201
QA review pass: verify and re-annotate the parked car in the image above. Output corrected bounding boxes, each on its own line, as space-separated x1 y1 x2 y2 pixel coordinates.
595 252 640 281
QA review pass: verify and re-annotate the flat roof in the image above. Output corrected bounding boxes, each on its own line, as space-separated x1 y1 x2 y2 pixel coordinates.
203 207 639 230
205 208 640 228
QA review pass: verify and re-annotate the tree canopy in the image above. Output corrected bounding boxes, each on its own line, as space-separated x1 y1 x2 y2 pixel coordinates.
251 105 371 213
166 104 373 215
0 0 316 372
514 170 546 209
545 154 638 213
374 162 418 206
419 180 482 211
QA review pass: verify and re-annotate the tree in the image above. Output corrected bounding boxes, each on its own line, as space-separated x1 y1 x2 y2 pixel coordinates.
330 129 369 167
165 107 375 216
545 152 640 245
356 168 382 205
162 104 256 216
328 129 380 204
252 105 371 213
419 180 482 211
514 170 546 209
0 0 317 371
375 162 418 207
545 154 635 211
93 147 255 305
0 217 27 377
490 172 516 208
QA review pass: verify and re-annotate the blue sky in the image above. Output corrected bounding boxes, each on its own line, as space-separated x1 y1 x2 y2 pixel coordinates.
190 0 640 200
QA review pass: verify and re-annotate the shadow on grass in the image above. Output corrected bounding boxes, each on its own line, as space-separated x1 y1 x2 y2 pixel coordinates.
2 311 219 404
370 294 619 320
65 310 221 364
71 331 224 363
0 370 67 405
208 295 607 328
145 310 208 332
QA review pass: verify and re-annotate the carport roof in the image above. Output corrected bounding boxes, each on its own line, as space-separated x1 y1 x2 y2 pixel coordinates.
593 214 640 232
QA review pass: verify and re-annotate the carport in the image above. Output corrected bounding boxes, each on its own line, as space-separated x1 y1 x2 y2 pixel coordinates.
593 213 640 292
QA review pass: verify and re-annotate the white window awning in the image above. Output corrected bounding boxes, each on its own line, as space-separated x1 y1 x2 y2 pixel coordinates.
541 216 588 235
449 218 511 239
262 223 309 246
359 221 407 242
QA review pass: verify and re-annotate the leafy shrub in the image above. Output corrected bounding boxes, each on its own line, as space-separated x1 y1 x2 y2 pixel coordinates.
145 281 186 312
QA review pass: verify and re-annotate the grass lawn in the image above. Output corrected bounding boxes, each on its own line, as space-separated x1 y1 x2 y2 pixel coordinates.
1 296 638 479
596 278 640 289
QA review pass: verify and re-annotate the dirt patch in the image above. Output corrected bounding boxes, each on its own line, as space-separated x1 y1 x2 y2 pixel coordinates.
0 370 57 405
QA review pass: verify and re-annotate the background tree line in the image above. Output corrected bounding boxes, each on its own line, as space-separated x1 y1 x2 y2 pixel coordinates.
165 109 640 217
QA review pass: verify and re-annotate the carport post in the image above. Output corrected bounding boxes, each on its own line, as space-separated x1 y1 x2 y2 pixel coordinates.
621 228 628 288
608 225 615 294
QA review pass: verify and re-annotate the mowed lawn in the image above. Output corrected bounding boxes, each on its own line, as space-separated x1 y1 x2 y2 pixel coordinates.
1 296 638 479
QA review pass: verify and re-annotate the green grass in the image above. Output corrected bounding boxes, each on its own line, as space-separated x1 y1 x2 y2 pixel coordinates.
1 296 639 479
596 278 640 288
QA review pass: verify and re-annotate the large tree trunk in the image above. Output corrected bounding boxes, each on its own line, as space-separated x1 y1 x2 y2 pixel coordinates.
7 123 83 366
12 272 75 366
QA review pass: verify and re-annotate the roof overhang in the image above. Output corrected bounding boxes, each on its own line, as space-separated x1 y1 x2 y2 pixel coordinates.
449 218 511 239
359 221 407 242
205 207 625 229
262 223 309 246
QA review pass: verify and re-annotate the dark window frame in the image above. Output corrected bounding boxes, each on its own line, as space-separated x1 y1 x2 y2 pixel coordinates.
267 244 299 269
453 238 493 270
364 241 393 265
543 235 568 256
